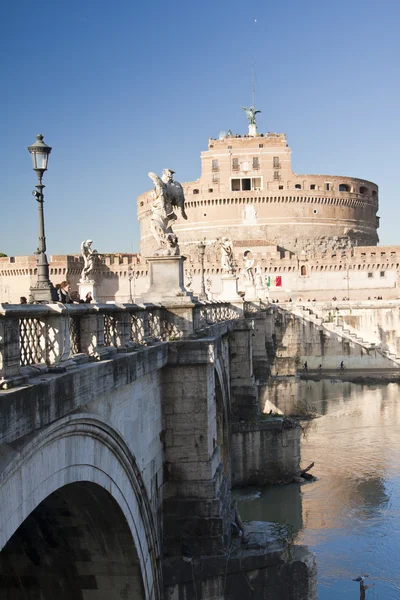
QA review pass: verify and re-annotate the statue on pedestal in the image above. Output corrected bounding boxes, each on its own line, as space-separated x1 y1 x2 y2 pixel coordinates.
148 168 187 256
80 239 97 283
243 251 255 284
255 265 263 288
242 106 261 126
220 238 235 275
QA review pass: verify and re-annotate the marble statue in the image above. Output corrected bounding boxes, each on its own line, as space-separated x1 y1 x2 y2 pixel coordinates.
255 265 263 288
242 106 261 126
80 239 97 282
186 269 193 289
220 238 235 275
206 276 212 300
148 169 187 256
243 252 255 284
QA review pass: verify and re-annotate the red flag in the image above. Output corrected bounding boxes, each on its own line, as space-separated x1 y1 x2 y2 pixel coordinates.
275 276 282 287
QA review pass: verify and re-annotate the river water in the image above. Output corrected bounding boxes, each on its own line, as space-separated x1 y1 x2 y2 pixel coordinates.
236 379 400 600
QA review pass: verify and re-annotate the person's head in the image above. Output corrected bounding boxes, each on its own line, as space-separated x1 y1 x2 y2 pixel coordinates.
70 290 80 301
86 292 92 300
20 296 27 304
86 239 93 247
59 281 70 292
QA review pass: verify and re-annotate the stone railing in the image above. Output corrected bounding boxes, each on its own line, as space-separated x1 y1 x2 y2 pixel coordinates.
0 300 242 389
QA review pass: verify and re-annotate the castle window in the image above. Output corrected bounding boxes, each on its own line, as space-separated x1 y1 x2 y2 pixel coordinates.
252 177 262 190
279 185 284 189
208 188 213 193
325 183 330 191
301 265 307 276
253 157 260 169
232 158 239 171
212 159 219 171
228 145 232 150
368 272 373 278
295 184 301 190
273 156 280 168
259 143 264 148
313 209 318 214
372 190 377 197
274 171 280 180
231 179 240 191
339 183 351 192
193 189 199 194
360 186 368 194
380 271 386 277
310 184 316 190
212 173 219 183
242 178 251 191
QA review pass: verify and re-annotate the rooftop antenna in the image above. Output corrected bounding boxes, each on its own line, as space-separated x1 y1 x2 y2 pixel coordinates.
252 62 255 110
242 62 261 137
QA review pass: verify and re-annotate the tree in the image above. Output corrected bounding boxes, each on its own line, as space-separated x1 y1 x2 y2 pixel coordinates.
0 253 7 257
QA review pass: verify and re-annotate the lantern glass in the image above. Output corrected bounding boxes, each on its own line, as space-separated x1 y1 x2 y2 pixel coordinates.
31 151 49 171
28 134 52 174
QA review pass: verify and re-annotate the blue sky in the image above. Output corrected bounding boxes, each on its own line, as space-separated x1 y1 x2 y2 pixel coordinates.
1 0 400 256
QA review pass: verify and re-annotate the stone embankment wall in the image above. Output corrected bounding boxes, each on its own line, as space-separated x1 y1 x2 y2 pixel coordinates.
271 304 400 372
321 303 400 358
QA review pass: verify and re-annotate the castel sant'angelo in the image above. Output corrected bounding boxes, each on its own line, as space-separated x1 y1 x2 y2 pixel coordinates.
1 107 400 302
138 111 379 257
136 106 399 301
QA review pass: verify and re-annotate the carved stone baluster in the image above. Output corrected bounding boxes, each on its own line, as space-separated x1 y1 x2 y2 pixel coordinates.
0 313 25 389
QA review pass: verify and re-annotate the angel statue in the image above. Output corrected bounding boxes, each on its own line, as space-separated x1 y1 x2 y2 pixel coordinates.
220 238 235 275
148 168 188 256
80 239 97 282
242 106 261 126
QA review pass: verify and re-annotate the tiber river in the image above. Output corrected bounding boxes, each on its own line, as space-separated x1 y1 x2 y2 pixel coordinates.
236 379 400 600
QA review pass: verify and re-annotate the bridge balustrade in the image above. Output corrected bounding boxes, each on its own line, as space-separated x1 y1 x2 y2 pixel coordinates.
0 300 241 389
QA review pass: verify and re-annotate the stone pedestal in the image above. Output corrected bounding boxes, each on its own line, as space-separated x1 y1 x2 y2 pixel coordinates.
218 275 242 301
256 285 267 300
79 281 98 303
248 124 257 137
244 282 257 300
143 256 193 303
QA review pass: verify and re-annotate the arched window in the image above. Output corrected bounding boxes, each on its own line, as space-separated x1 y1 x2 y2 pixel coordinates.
295 184 301 190
339 183 351 192
301 265 307 276
360 186 368 194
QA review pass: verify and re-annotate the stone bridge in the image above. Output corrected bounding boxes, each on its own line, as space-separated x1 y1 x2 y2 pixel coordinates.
0 300 316 599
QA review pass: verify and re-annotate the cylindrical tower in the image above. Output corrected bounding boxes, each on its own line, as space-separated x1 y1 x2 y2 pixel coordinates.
138 132 379 257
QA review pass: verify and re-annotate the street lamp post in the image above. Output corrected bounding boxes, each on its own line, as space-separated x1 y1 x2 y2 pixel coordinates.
128 266 134 303
27 134 54 303
198 240 207 300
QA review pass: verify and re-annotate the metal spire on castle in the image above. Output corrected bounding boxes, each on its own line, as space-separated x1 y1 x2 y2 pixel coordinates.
242 63 261 136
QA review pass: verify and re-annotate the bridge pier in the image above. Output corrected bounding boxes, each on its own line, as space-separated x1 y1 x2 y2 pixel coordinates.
229 321 259 420
162 339 232 558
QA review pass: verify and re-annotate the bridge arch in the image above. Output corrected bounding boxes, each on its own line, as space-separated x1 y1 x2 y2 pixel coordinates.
214 348 231 484
0 414 162 599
